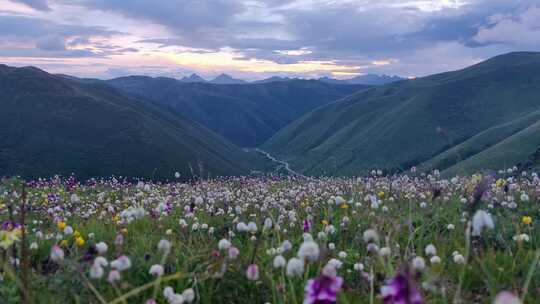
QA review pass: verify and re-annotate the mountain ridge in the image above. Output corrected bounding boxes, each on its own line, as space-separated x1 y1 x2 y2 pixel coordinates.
263 52 540 175
0 64 264 179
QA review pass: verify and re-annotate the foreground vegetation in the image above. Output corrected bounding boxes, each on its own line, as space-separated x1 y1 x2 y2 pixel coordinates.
1 169 539 303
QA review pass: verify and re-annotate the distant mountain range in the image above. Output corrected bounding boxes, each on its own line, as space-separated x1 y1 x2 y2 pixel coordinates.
107 77 367 146
0 64 265 179
176 73 404 86
318 74 405 85
264 52 540 176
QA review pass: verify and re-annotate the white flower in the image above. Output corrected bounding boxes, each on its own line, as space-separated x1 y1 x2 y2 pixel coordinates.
263 218 273 230
182 288 195 303
107 270 121 283
218 239 231 250
425 244 437 256
50 245 64 263
63 226 74 235
327 258 343 269
164 286 175 300
94 256 108 267
281 240 293 252
236 222 248 232
453 254 465 264
174 172 181 179
247 222 258 233
338 251 347 259
168 294 185 304
95 242 108 254
149 264 164 276
297 241 320 262
158 239 172 254
520 193 530 202
90 265 104 279
303 233 314 242
412 256 426 271
430 256 441 264
353 263 364 271
334 196 346 205
29 242 38 250
447 224 455 230
328 242 335 250
273 255 286 268
472 210 494 236
379 247 391 257
363 229 379 243
513 234 530 242
286 257 304 277
110 255 131 271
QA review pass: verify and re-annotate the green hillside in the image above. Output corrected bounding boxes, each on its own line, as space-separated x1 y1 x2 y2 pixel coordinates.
263 52 540 175
0 65 263 180
107 77 367 146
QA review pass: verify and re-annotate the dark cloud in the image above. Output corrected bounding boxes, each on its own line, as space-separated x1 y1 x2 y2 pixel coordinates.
0 14 129 58
76 0 245 33
36 35 66 51
0 15 122 38
3 0 540 77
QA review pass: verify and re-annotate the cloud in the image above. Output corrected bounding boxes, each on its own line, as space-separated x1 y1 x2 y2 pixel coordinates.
0 14 129 58
8 0 51 11
0 15 121 39
36 35 66 51
2 0 540 78
473 5 540 47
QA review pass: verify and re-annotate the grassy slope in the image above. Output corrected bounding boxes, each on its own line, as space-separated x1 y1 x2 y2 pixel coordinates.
107 77 368 147
0 65 264 179
263 52 540 175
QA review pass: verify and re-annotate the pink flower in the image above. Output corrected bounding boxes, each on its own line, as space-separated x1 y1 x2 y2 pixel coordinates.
107 270 121 283
228 246 240 260
246 264 259 281
50 245 64 263
494 291 521 304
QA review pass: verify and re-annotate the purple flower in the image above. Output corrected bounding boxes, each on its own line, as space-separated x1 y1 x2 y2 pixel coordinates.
1 221 21 231
381 271 423 304
303 219 312 233
304 266 343 304
246 263 259 281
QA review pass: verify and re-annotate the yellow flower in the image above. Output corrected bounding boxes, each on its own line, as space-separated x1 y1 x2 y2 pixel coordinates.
121 228 128 234
321 220 329 226
60 240 69 247
0 230 19 249
75 237 85 247
496 179 505 187
57 221 66 230
522 216 532 225
73 231 81 238
340 203 349 209
378 191 385 199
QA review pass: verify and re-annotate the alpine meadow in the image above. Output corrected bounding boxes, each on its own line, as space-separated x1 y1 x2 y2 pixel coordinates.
1 1 540 304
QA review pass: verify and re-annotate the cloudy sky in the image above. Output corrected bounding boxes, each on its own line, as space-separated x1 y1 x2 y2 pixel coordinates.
0 0 538 80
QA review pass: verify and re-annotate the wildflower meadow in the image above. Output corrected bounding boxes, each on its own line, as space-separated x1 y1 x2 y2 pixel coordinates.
1 168 539 303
